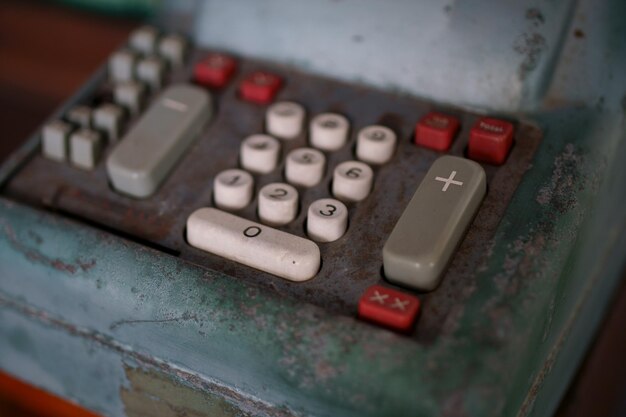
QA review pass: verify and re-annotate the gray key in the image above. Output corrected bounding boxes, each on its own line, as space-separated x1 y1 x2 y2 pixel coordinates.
106 84 211 198
383 155 486 291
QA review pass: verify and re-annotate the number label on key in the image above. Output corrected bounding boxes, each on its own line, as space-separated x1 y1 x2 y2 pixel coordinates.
319 204 337 216
243 226 262 237
269 188 288 199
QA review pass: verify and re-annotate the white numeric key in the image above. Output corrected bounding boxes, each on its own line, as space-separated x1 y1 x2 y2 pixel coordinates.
266 101 305 139
187 208 320 282
129 26 159 54
332 160 374 202
109 49 138 82
310 113 350 151
240 134 280 174
213 169 254 210
285 147 325 187
356 125 397 164
307 198 348 242
258 182 298 226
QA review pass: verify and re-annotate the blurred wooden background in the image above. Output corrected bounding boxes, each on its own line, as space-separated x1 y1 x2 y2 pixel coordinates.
0 1 624 416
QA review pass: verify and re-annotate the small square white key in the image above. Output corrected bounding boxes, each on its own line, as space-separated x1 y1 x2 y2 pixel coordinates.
129 26 159 54
136 56 167 91
66 105 92 128
332 160 374 202
70 128 103 170
310 113 350 151
307 198 348 242
356 125 397 164
258 182 299 226
284 147 326 187
109 49 138 82
240 134 281 174
266 101 305 139
41 120 73 161
213 169 254 211
158 33 188 67
114 81 146 116
93 103 125 142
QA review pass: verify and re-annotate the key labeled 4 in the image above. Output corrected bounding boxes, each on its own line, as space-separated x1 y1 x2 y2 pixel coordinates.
358 285 420 332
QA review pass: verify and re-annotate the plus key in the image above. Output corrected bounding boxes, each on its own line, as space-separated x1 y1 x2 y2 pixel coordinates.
358 285 420 332
383 156 486 291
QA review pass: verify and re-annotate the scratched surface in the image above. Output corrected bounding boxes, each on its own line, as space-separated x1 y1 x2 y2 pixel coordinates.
0 105 624 417
2 48 541 343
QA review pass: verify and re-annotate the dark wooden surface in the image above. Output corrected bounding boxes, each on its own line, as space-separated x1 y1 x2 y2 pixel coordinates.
0 1 624 416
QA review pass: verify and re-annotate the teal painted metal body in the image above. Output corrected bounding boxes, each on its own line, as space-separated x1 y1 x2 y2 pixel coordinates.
1 0 625 416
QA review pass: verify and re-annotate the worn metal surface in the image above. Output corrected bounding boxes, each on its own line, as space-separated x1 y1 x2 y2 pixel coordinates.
1 0 625 415
3 49 541 342
0 102 623 417
194 0 576 112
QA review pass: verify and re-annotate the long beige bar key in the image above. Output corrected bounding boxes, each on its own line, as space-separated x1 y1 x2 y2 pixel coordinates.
106 84 211 198
383 156 486 291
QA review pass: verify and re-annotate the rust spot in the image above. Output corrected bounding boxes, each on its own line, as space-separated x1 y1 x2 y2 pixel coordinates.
574 28 585 39
525 8 545 26
78 259 96 272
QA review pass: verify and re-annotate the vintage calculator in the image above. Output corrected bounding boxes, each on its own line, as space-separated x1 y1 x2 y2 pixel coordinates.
1 2 625 417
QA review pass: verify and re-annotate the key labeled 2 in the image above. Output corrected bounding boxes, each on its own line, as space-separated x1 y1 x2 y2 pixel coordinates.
258 182 299 226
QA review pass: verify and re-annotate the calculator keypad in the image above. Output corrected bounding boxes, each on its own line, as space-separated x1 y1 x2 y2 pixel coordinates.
11 27 542 336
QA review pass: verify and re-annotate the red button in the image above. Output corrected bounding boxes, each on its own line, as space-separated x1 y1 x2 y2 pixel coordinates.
468 117 514 165
194 53 237 88
358 285 420 332
239 71 283 104
414 111 460 151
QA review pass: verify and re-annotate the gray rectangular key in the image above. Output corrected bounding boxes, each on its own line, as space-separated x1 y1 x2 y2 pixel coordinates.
383 155 486 291
106 84 211 198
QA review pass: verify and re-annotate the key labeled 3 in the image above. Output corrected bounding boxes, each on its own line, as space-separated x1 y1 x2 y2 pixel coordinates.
258 182 299 226
332 160 374 202
356 125 396 164
213 169 254 210
307 198 348 242
310 113 350 151
240 134 280 174
285 147 325 187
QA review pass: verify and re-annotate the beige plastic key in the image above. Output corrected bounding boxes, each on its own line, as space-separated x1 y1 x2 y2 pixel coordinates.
106 83 211 198
187 207 320 282
383 155 486 291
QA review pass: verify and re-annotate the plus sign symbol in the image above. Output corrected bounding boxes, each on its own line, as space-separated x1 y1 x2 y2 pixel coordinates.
434 170 463 192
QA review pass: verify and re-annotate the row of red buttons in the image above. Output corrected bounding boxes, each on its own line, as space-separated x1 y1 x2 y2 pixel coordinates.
417 112 514 165
193 53 282 103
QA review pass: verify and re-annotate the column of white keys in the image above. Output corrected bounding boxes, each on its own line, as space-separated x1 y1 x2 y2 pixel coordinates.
187 208 320 282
